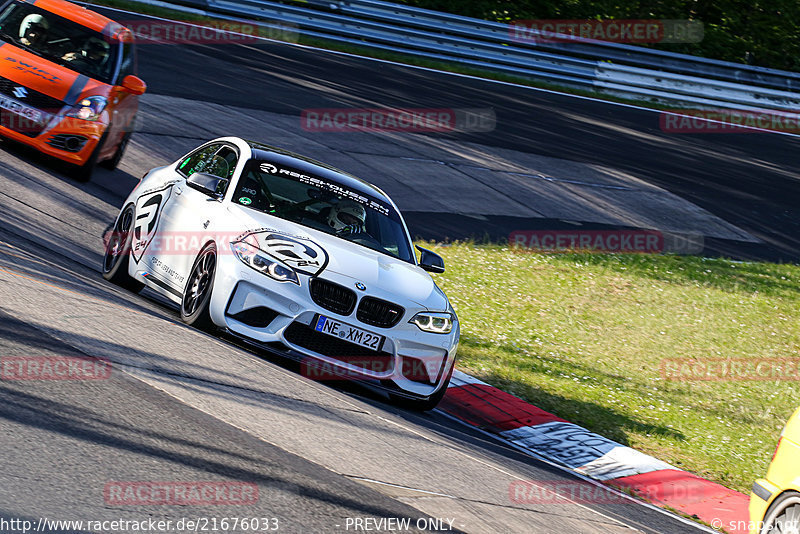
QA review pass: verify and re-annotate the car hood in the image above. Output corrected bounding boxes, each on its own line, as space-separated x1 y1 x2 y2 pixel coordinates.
226 204 449 310
0 43 107 103
783 407 800 445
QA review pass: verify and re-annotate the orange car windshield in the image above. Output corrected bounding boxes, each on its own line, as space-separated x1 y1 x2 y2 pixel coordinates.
0 1 119 84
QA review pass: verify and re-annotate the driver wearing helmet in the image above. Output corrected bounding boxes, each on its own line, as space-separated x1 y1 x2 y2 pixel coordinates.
327 199 366 235
83 36 110 64
18 14 49 48
63 36 110 69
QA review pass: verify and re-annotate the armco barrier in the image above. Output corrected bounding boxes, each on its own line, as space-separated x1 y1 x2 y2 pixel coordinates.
103 0 800 112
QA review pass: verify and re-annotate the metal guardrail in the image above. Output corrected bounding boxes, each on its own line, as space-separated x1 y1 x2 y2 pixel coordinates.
121 0 800 111
335 0 800 92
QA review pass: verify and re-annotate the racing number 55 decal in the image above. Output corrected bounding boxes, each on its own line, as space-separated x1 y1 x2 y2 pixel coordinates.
131 184 173 263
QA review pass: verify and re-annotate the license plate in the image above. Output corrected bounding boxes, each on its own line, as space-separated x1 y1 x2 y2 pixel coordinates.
314 315 385 352
0 94 42 123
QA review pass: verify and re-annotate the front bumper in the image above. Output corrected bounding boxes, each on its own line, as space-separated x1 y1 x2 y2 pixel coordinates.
208 254 459 399
749 479 778 534
0 115 105 165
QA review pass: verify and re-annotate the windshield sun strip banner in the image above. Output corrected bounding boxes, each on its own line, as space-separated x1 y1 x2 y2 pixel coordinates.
256 161 392 217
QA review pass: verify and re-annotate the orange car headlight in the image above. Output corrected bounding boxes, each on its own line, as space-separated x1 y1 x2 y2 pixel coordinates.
65 96 107 122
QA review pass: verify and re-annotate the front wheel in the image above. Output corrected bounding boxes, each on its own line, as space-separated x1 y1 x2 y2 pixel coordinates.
69 132 107 182
99 130 131 171
102 204 144 293
760 491 800 534
180 243 217 332
389 362 454 411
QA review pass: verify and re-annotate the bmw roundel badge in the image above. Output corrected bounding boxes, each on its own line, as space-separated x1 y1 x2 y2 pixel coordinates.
355 282 366 291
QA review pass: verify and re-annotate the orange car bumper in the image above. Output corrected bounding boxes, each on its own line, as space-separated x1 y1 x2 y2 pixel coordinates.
0 116 106 166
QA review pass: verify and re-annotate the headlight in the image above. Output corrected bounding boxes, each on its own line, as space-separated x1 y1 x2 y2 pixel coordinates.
410 312 454 334
230 240 299 284
65 96 107 121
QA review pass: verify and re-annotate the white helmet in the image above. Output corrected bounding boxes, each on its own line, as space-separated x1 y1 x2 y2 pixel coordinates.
85 36 110 63
327 199 366 233
19 14 49 46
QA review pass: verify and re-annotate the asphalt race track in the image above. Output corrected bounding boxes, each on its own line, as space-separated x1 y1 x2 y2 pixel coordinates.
2 8 794 533
127 21 800 263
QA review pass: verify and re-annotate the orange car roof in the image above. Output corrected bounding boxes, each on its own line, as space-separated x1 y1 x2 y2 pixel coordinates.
25 0 131 40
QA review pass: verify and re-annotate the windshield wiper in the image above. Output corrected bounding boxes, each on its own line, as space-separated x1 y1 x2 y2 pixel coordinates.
0 28 17 44
7 39 48 60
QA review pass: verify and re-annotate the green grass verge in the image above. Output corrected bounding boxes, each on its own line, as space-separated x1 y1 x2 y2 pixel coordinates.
423 241 799 494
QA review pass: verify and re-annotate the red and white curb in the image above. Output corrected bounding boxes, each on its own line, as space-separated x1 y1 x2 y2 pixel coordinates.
439 371 750 533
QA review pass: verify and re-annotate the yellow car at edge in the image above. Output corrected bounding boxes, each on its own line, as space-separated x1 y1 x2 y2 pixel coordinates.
750 406 800 534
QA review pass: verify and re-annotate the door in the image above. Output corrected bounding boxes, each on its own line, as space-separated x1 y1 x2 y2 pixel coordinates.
143 142 239 297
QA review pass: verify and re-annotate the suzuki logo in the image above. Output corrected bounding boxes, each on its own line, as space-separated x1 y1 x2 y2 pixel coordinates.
12 87 27 99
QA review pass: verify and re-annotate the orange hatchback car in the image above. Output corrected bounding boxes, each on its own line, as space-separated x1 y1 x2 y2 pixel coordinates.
0 0 146 180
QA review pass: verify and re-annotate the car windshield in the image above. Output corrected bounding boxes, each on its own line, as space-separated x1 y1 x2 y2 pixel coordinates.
233 160 414 263
0 1 119 84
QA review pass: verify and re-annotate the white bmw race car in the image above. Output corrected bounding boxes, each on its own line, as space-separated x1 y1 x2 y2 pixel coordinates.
103 137 459 410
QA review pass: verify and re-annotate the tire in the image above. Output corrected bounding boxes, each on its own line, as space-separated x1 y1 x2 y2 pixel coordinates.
99 130 131 170
69 132 106 182
760 491 800 534
180 242 217 332
102 204 144 293
390 361 455 411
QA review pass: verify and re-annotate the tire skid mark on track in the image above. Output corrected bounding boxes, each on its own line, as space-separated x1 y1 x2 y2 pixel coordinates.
0 156 119 220
0 191 99 238
0 263 371 421
0 235 379 413
0 230 174 321
0 262 147 318
0 223 411 420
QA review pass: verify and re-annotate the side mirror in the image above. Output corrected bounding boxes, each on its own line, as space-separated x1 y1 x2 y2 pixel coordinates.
416 245 445 273
120 75 147 95
187 172 227 199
